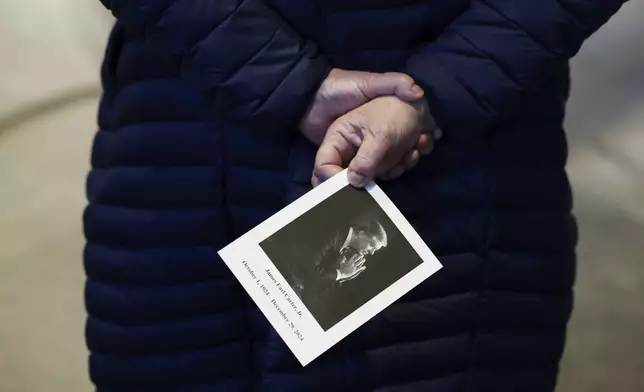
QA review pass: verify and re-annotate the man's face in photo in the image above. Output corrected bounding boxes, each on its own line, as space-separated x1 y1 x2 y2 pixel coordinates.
335 221 388 283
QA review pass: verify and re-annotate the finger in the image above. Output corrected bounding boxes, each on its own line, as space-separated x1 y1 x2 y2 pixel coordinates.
313 139 348 185
311 173 321 188
347 135 390 188
381 149 420 181
362 73 424 102
372 138 416 182
418 133 435 156
385 165 406 181
433 128 443 141
354 266 367 277
404 149 421 169
415 133 431 155
313 129 358 186
381 149 421 181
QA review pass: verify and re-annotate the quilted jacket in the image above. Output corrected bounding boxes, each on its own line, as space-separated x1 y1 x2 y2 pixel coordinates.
86 0 626 391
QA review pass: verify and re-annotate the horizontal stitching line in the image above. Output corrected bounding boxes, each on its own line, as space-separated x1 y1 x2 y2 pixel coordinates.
480 0 558 57
329 2 429 15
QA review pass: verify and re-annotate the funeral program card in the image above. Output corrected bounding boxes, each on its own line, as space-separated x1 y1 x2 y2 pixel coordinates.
218 170 442 366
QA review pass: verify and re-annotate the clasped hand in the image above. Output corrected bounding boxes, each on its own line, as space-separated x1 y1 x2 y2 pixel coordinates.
300 69 440 188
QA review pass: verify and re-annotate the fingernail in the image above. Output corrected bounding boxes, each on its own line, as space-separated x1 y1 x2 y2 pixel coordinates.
411 84 423 95
348 171 367 188
433 128 443 140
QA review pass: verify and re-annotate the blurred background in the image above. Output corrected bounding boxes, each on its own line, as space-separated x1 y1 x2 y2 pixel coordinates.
0 1 642 391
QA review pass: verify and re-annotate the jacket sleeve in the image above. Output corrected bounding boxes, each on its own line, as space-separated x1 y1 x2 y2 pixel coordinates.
99 0 331 130
404 0 628 140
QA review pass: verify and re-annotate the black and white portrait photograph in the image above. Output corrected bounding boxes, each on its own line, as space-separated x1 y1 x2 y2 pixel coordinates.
260 185 424 331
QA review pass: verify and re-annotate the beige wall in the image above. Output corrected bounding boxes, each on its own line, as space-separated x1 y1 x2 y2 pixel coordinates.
0 1 642 391
561 3 644 390
0 2 110 390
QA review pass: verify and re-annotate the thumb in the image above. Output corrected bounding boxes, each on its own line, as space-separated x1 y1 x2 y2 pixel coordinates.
347 135 389 188
362 72 424 103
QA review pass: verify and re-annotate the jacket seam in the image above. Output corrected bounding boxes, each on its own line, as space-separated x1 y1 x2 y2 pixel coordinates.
449 29 522 91
479 0 558 57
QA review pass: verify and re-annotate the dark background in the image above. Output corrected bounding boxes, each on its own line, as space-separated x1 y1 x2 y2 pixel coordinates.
261 185 423 330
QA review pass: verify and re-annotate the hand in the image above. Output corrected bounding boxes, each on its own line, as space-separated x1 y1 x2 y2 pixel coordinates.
299 69 425 146
313 96 437 188
335 253 367 284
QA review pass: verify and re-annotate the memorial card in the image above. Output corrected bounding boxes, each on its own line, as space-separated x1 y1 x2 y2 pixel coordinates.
218 170 442 366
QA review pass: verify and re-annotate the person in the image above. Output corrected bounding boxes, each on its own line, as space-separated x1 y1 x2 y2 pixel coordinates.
333 220 388 284
86 1 628 391
269 218 389 330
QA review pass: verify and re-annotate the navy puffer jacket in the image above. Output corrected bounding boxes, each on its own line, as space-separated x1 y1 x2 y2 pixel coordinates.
86 1 626 391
